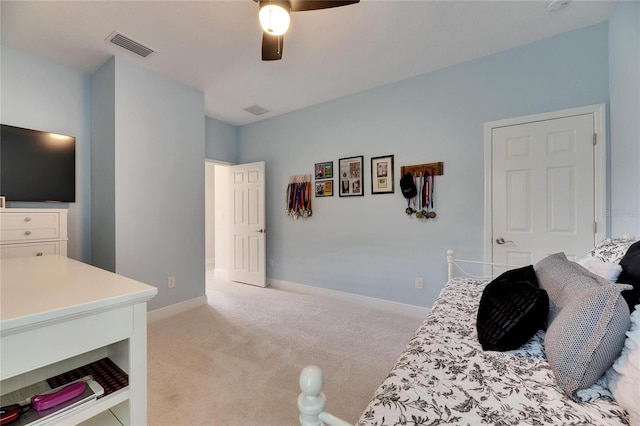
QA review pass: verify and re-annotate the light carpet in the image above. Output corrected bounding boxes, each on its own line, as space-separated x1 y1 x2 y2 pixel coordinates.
147 278 425 426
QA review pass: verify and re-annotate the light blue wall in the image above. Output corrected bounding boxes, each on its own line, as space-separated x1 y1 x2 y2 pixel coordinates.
91 56 206 311
1 46 92 262
238 23 610 307
609 1 640 238
205 116 238 163
90 57 116 271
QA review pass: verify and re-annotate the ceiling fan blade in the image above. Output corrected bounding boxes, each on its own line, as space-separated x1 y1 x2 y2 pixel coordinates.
290 0 359 12
262 32 284 61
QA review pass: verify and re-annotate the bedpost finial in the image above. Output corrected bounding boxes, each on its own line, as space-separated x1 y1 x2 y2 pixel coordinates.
447 249 455 281
298 366 328 426
299 365 324 396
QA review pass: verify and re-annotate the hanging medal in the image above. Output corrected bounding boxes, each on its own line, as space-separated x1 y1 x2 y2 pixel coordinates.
405 177 413 215
405 173 414 216
428 172 437 218
420 172 428 218
305 182 313 217
415 173 423 218
295 182 303 219
286 183 293 216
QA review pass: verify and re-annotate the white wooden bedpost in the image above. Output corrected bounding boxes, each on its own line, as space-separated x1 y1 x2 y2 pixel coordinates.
447 249 454 281
298 365 326 426
298 366 352 426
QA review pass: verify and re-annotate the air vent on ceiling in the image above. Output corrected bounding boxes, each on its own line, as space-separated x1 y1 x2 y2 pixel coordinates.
106 31 155 58
244 105 270 116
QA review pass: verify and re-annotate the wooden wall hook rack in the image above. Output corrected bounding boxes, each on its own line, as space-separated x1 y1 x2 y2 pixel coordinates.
290 174 311 183
401 162 444 177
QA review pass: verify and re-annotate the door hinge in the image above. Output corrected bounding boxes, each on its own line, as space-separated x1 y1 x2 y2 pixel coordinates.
593 133 597 145
593 221 597 233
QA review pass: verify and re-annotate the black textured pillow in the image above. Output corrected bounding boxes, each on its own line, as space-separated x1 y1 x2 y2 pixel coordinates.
477 266 549 351
617 240 640 312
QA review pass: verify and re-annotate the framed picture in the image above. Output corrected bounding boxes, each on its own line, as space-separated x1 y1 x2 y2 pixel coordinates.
371 155 394 194
315 161 333 179
315 180 333 197
338 156 364 197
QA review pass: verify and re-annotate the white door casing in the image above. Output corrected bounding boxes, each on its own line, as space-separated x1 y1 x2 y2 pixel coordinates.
484 104 606 270
230 161 266 287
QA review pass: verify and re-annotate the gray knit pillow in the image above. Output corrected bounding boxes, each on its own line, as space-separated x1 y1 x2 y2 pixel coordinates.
535 252 612 325
535 253 632 397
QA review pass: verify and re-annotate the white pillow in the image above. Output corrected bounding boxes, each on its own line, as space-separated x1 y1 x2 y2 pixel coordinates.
606 304 640 426
577 257 623 282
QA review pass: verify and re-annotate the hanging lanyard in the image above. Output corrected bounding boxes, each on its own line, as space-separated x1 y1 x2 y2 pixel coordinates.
430 173 435 210
412 174 417 211
423 171 429 208
286 183 293 215
305 182 312 217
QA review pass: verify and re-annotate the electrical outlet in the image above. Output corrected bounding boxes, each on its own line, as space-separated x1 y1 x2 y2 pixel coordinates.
415 277 423 289
269 259 274 267
168 276 176 288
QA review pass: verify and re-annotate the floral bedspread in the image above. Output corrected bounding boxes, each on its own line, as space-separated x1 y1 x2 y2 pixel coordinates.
357 278 630 426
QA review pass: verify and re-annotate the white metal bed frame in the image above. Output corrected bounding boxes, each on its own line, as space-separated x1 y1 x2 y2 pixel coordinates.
446 249 519 281
297 249 515 426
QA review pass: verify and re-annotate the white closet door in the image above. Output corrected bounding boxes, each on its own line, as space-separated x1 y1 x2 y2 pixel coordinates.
491 113 596 267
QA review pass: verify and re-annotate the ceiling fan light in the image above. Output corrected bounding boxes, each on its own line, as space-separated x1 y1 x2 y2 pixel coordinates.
259 1 291 36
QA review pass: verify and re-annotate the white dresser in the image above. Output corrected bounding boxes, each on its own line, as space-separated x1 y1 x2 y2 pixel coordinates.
0 208 68 258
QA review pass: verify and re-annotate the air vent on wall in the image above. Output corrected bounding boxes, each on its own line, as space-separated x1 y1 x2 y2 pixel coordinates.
106 31 155 58
243 105 270 116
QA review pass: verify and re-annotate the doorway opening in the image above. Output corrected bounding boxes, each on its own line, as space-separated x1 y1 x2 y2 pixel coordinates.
205 160 231 282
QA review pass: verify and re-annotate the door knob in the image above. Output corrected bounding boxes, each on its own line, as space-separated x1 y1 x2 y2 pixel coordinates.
496 237 514 245
256 229 265 233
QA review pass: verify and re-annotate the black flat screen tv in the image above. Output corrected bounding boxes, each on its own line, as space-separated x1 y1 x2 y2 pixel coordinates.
1 124 76 202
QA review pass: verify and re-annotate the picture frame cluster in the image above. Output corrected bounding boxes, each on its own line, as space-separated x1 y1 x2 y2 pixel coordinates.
314 155 395 198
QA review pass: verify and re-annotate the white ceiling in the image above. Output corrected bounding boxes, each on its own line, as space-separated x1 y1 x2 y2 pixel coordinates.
1 1 616 126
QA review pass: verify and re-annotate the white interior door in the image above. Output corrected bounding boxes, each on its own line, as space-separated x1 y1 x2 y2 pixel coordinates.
229 161 266 287
490 110 603 267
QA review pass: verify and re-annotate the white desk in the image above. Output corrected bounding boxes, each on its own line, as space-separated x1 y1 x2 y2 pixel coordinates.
1 256 157 425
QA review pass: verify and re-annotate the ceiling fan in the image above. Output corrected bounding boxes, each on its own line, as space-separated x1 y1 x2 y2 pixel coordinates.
254 0 360 61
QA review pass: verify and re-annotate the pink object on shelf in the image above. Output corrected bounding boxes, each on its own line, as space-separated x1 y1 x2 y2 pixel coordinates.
31 381 86 411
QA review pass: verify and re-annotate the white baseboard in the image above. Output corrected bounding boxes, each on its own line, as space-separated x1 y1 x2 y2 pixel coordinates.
268 279 430 319
147 295 208 323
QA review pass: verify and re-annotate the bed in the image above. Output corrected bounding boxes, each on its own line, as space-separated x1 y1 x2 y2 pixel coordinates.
298 240 640 426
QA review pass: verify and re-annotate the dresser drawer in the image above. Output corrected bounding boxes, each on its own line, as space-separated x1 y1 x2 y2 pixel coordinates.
0 212 60 242
0 241 60 259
